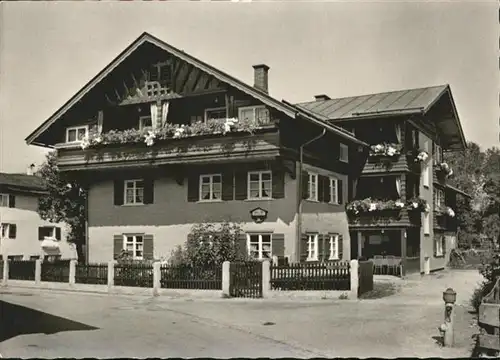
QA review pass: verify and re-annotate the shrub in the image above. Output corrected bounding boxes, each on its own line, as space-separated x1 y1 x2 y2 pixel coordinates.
469 252 500 312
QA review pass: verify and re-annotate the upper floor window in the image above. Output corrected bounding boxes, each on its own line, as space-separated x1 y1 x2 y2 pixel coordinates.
308 173 318 201
328 234 340 260
238 105 270 125
435 188 445 208
124 180 144 205
199 174 222 201
248 171 272 199
422 140 430 187
434 143 443 164
247 233 272 260
124 234 144 260
329 177 339 204
38 226 61 241
1 223 16 239
205 107 227 122
0 193 11 207
139 116 152 130
339 143 349 163
306 234 319 261
66 125 88 143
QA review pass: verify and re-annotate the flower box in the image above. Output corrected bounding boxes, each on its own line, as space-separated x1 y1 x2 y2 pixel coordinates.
346 198 406 216
406 197 430 213
436 162 453 179
369 143 403 158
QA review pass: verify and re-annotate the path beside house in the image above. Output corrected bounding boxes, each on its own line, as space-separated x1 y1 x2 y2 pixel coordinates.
0 269 484 358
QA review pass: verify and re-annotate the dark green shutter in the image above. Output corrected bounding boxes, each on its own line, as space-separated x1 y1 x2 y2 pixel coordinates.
8 195 15 208
9 224 16 239
271 233 285 257
272 170 285 199
114 180 124 206
338 234 343 260
38 227 44 240
318 175 325 202
143 178 154 204
221 171 234 201
234 171 248 201
187 174 199 202
300 233 308 262
113 234 123 260
55 227 61 240
301 171 309 200
143 234 154 260
337 179 343 205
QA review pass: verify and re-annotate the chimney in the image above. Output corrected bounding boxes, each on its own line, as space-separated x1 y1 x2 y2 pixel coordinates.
314 94 331 101
26 163 35 176
252 64 270 93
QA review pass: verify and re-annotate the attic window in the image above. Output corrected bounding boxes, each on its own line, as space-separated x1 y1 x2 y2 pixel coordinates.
238 105 270 125
145 81 168 97
66 126 88 143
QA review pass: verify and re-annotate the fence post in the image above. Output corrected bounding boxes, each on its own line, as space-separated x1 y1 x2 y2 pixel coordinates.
153 262 161 297
35 259 42 285
2 260 8 286
107 260 115 291
350 260 359 300
69 260 76 286
222 261 230 297
262 260 271 298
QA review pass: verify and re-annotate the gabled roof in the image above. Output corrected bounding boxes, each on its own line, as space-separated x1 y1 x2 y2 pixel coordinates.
0 173 48 193
25 32 366 148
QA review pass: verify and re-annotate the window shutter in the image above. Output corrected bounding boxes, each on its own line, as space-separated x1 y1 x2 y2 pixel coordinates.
337 234 343 260
272 170 285 199
187 174 199 202
9 224 16 239
113 235 123 260
271 233 285 257
442 236 446 257
300 233 308 262
433 236 437 256
114 180 124 206
318 234 326 262
55 227 61 240
143 178 155 204
8 195 15 208
221 171 234 201
38 227 44 240
317 175 325 202
337 179 343 205
324 177 331 203
238 232 248 258
234 171 248 201
301 171 309 200
143 234 154 260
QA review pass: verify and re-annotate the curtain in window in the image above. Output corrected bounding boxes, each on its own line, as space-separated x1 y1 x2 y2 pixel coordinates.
97 110 103 134
161 101 169 127
395 123 401 143
150 103 158 130
395 176 401 197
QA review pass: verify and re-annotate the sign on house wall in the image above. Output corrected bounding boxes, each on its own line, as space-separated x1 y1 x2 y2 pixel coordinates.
250 207 268 224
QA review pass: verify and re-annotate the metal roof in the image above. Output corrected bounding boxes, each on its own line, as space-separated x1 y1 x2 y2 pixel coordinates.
296 85 449 120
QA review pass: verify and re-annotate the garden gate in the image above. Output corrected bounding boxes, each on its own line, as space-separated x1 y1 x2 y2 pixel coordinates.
229 261 262 298
478 277 500 355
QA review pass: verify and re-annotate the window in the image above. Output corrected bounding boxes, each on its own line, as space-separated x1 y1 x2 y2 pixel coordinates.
248 171 272 199
238 106 270 125
306 234 319 261
1 223 16 239
8 255 23 261
44 255 61 262
339 143 349 163
124 180 144 205
38 226 60 240
247 234 272 260
328 234 340 260
139 116 152 130
30 255 40 260
435 189 445 208
434 143 443 164
124 235 144 260
435 235 444 257
204 107 227 122
329 177 339 204
308 173 318 201
199 174 222 201
0 193 9 207
66 125 88 143
423 212 430 235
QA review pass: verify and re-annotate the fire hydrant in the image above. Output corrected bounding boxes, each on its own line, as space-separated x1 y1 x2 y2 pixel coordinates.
439 288 457 347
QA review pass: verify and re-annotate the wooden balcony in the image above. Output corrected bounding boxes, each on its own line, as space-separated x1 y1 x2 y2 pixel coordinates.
348 208 420 228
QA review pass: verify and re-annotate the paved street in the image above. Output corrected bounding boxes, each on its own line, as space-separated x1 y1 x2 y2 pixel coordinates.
0 269 483 358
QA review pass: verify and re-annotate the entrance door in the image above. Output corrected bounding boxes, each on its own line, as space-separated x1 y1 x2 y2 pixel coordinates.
350 231 358 259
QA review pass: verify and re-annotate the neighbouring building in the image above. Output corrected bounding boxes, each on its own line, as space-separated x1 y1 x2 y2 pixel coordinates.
25 32 370 264
0 168 76 261
296 85 470 275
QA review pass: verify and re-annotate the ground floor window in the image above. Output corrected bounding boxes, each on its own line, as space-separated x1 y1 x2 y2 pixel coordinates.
8 255 23 261
306 234 319 261
38 226 61 240
328 234 340 260
435 235 444 257
361 230 401 258
44 255 61 262
247 233 272 260
124 235 144 260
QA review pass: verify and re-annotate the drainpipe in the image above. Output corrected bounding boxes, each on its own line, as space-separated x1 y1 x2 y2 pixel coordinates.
296 124 327 263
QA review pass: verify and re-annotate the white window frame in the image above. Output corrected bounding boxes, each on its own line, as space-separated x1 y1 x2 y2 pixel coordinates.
247 171 272 199
435 235 444 257
329 177 339 204
123 234 144 260
423 212 430 235
339 143 349 163
124 179 144 205
139 115 152 131
306 234 319 261
308 173 319 201
199 174 222 202
328 234 340 260
436 189 444 208
204 107 227 123
0 193 9 207
66 125 89 143
1 223 11 238
238 105 270 125
247 233 272 260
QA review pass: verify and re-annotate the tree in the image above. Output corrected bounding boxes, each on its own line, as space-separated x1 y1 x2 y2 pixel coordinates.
36 151 87 263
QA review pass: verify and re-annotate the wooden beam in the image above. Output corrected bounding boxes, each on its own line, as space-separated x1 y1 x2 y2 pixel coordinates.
190 68 204 93
180 64 194 93
172 60 182 92
198 74 212 91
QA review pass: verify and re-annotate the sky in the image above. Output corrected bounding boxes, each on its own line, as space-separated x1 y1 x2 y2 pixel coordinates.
0 1 498 173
